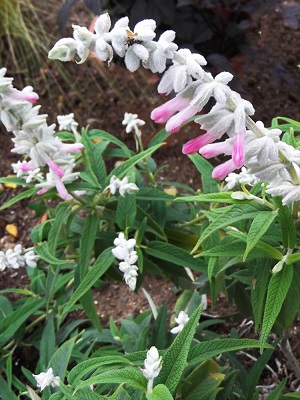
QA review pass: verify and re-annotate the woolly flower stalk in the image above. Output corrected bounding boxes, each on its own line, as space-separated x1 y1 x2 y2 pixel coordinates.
112 233 138 290
0 244 38 271
170 311 190 334
0 68 84 200
48 13 300 204
33 368 60 391
142 346 162 393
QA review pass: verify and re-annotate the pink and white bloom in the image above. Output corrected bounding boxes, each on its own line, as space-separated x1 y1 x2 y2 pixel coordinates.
5 86 39 104
151 96 190 125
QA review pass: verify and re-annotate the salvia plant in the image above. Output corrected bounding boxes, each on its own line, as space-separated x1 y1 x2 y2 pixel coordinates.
0 9 300 400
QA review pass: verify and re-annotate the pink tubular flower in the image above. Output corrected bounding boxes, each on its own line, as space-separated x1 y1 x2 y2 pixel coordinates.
59 143 84 153
151 96 190 124
200 140 233 159
165 104 198 133
212 159 237 180
7 86 39 104
47 160 64 177
232 131 245 167
182 133 216 154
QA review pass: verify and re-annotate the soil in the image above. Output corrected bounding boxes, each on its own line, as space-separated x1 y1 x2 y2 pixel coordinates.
1 0 300 394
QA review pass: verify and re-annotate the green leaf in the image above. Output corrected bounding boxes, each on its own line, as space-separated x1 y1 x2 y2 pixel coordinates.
283 393 300 398
193 203 263 252
182 359 224 400
82 130 107 187
146 384 173 400
136 187 174 202
260 265 293 352
175 192 244 204
0 296 13 320
216 369 239 400
148 128 170 148
63 248 114 315
48 203 70 253
155 304 203 393
49 337 75 380
0 376 18 400
0 187 38 211
265 378 287 399
242 347 275 400
275 200 296 248
34 242 71 265
244 211 277 261
146 241 206 273
188 339 273 367
116 193 137 230
0 298 45 346
88 129 131 157
107 144 163 182
251 263 271 334
74 367 147 392
78 212 100 279
188 154 219 194
39 314 56 370
150 304 168 350
273 267 300 332
68 356 133 385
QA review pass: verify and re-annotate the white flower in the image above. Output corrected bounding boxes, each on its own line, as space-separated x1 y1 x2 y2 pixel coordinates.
24 250 38 268
0 252 7 271
142 346 162 393
48 38 78 62
105 175 139 197
158 49 207 94
245 121 282 166
112 233 138 290
122 112 145 137
190 72 233 110
57 113 78 135
112 232 136 260
125 44 149 72
225 167 260 190
171 311 190 334
108 17 129 57
33 368 60 391
94 23 114 62
145 30 178 73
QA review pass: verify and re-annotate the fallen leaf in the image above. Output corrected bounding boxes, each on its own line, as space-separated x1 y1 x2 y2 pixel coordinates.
6 224 18 238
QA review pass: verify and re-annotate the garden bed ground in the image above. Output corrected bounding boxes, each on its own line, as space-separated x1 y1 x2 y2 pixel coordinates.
0 0 300 395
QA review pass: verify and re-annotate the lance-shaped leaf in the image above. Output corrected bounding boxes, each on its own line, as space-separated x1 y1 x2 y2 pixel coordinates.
192 203 264 253
63 247 114 315
260 265 293 352
243 211 277 261
154 304 203 393
188 338 273 367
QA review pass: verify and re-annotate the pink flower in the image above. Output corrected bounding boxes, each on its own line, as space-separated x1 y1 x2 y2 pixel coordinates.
47 160 64 177
182 133 215 154
232 131 245 167
7 86 39 104
59 143 84 153
200 140 233 158
165 104 198 133
212 159 237 180
151 96 190 124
